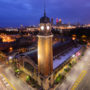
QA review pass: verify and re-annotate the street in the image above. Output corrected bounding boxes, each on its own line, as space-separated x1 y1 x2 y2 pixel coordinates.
76 47 90 90
56 47 90 90
0 46 37 90
0 47 90 90
0 64 31 90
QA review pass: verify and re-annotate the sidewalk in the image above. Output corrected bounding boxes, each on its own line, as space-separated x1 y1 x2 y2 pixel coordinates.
19 73 36 90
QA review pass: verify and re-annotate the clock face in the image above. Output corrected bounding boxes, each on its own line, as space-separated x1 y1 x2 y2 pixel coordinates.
40 26 44 30
47 26 50 30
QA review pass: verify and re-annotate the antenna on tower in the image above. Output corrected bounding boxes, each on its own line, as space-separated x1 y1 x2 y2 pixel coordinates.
44 0 46 16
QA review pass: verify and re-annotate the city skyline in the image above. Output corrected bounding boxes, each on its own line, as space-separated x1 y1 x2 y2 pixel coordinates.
0 0 90 27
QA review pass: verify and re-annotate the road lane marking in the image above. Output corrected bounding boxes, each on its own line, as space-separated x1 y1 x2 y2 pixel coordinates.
1 73 16 90
71 70 87 90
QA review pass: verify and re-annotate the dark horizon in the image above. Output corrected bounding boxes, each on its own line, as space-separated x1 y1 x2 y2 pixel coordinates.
0 0 90 27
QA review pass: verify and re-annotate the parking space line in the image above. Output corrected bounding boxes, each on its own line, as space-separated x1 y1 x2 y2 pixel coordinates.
71 70 87 90
1 73 16 90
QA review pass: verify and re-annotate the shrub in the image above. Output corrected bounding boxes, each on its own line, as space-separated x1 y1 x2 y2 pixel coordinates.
68 63 72 68
55 74 63 84
26 75 31 82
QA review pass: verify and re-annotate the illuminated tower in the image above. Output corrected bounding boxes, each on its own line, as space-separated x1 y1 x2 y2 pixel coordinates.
59 18 62 25
38 10 53 76
56 18 59 25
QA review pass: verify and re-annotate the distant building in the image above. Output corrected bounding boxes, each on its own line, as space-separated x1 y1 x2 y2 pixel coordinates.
59 18 62 24
52 23 76 31
18 26 39 32
5 28 18 32
20 24 24 29
83 24 90 28
56 18 59 25
51 18 54 25
26 26 39 32
56 18 62 26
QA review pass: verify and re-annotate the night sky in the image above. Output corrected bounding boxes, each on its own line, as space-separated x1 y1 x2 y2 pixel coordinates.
0 0 90 27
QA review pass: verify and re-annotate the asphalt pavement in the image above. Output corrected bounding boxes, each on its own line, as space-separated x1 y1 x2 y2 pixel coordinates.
76 47 90 90
56 47 90 90
1 47 90 90
0 64 31 90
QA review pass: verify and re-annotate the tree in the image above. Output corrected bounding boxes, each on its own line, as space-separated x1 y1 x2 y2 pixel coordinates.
26 75 30 82
55 74 63 84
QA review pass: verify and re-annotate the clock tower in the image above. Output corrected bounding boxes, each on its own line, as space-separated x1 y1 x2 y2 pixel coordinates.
38 10 53 76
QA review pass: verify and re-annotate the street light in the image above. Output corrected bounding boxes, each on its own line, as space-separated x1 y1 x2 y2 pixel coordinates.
9 56 13 60
72 54 75 58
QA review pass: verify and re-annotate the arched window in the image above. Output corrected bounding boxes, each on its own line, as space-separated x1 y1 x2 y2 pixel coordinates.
24 62 34 72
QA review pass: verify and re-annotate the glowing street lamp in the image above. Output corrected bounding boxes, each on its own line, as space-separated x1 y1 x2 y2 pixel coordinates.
9 56 13 60
72 54 75 58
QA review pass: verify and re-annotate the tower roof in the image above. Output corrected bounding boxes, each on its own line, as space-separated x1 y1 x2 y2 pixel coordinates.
40 10 50 23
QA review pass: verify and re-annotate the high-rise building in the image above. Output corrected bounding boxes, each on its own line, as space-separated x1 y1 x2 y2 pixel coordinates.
56 18 59 25
38 10 53 76
59 18 62 24
51 18 54 25
56 18 62 26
